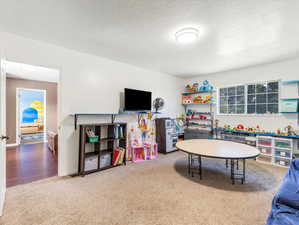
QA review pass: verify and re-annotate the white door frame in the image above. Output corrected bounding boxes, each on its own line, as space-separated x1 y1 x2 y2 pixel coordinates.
16 88 47 145
1 59 60 217
0 59 7 216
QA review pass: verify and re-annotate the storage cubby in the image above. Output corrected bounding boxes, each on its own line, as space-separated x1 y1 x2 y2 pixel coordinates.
257 137 272 147
78 123 127 175
274 139 292 149
274 149 291 158
274 157 291 167
257 155 272 164
258 146 272 156
256 136 295 167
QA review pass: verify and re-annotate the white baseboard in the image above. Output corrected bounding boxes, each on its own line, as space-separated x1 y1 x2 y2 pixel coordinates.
0 187 6 216
6 143 18 148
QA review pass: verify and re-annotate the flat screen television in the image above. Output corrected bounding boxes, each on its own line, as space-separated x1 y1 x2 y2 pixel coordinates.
124 88 152 111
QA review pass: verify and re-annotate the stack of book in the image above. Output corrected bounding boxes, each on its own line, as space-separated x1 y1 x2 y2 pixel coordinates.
112 148 126 166
114 125 124 139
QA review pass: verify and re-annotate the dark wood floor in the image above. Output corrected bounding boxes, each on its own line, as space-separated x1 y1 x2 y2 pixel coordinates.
6 143 58 187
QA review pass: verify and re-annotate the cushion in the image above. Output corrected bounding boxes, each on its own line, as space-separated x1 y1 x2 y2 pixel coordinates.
266 159 299 225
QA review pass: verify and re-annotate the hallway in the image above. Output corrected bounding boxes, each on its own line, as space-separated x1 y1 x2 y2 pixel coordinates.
6 143 57 187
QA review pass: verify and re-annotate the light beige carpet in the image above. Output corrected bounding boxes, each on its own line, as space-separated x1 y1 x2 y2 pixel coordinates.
1 151 286 225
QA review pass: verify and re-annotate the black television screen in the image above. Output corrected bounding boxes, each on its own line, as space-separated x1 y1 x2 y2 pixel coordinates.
124 88 152 111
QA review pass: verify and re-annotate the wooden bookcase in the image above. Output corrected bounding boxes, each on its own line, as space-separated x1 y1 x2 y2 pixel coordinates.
78 123 127 176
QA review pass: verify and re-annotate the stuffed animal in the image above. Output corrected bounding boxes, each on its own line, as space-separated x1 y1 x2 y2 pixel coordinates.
199 80 214 92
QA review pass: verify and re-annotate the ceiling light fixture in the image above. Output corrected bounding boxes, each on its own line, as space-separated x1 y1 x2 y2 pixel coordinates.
175 27 199 44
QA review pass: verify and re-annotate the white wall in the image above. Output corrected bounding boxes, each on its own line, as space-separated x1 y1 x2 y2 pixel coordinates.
0 31 184 179
184 58 299 132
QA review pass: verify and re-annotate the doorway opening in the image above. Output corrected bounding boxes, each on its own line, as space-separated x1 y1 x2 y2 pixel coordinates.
4 60 60 187
17 88 46 145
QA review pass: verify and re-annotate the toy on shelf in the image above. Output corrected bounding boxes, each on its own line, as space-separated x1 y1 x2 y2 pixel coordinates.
222 123 299 137
186 111 210 121
185 82 199 93
193 96 203 104
285 125 297 136
184 80 215 93
175 117 185 134
199 114 208 120
190 95 213 104
236 124 244 130
199 80 214 92
202 95 213 103
182 95 192 104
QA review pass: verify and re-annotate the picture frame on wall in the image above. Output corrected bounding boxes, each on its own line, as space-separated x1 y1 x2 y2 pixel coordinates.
281 100 298 113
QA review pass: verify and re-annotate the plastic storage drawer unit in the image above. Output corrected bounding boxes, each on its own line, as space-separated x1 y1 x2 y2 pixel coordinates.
274 149 291 159
258 138 272 147
258 146 272 155
274 139 292 149
274 157 291 167
257 155 272 163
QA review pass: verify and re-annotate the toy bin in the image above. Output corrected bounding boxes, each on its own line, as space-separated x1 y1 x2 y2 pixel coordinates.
84 155 98 171
257 155 272 164
100 153 112 168
274 139 292 149
87 136 99 143
258 146 272 155
274 149 291 159
274 157 291 167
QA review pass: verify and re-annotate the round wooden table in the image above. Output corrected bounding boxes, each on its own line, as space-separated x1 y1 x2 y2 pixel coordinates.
176 139 260 184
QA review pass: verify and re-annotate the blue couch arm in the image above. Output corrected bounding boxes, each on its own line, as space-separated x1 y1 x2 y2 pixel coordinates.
266 159 299 225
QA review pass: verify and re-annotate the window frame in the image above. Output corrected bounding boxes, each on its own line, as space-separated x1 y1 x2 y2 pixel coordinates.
217 80 280 116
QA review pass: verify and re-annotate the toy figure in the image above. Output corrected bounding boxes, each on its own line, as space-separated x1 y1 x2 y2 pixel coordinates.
199 80 214 92
236 124 244 130
256 125 260 132
185 84 192 92
148 112 153 120
192 82 199 92
285 125 294 136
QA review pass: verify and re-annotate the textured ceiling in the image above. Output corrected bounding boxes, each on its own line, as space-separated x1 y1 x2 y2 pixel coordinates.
0 0 298 77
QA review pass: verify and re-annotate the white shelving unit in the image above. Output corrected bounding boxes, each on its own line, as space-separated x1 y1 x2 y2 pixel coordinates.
256 136 295 167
